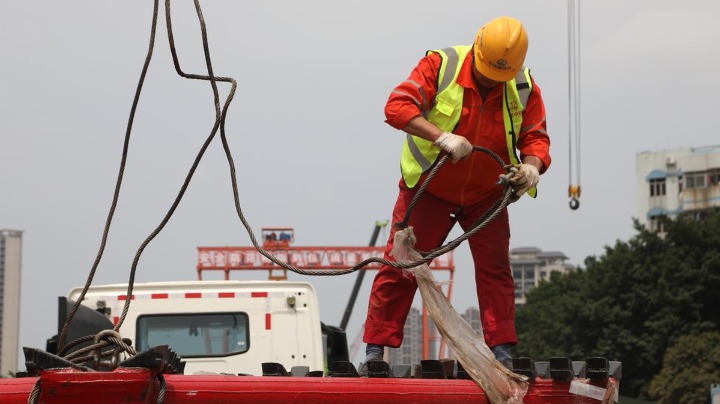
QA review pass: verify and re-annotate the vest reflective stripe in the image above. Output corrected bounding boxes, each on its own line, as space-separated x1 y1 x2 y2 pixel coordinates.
400 46 465 188
503 67 537 197
407 79 429 110
503 69 531 166
400 45 538 198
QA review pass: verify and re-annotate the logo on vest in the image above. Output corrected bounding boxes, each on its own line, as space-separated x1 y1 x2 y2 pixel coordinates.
507 100 522 118
490 59 511 71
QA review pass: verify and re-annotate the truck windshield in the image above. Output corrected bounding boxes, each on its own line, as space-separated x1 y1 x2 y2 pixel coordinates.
136 312 249 357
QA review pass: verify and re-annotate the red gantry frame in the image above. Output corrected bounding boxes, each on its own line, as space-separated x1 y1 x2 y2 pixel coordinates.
196 227 456 359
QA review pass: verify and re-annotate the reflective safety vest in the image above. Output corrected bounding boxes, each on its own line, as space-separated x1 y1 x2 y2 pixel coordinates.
399 45 537 197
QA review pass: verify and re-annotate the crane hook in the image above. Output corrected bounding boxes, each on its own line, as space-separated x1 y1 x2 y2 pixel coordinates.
568 185 581 210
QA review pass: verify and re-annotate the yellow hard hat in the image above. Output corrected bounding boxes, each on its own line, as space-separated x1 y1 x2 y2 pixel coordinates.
473 16 528 82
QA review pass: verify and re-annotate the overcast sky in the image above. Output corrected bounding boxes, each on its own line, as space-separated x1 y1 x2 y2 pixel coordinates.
2 0 719 367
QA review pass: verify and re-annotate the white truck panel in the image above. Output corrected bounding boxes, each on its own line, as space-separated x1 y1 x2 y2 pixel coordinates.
67 280 325 376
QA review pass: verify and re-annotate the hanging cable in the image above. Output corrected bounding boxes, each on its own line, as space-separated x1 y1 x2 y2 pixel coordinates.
58 0 523 347
567 0 581 210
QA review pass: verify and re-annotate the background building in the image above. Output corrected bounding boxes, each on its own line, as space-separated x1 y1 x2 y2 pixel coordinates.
388 307 436 368
636 145 720 232
460 307 482 333
511 247 573 305
0 229 22 377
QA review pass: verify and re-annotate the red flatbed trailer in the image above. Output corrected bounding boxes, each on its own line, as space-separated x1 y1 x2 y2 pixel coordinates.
0 371 619 404
0 353 620 404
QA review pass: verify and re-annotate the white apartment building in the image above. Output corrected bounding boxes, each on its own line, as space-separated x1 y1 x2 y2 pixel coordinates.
0 229 22 377
636 145 720 232
511 247 573 305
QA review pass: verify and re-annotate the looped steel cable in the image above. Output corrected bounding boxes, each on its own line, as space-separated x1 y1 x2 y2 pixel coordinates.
59 329 136 369
26 330 142 404
26 341 165 404
395 146 509 230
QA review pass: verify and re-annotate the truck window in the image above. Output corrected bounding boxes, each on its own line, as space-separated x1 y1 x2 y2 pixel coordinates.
136 313 249 357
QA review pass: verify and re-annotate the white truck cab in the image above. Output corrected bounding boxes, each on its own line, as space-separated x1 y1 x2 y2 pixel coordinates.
55 280 344 376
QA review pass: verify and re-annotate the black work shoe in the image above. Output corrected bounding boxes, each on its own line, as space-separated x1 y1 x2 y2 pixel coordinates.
491 344 513 370
358 352 383 377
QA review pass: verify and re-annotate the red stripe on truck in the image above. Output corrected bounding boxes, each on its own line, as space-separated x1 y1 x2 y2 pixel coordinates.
265 313 271 330
113 291 267 300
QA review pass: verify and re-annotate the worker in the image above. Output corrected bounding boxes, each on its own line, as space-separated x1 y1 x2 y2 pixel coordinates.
361 16 551 372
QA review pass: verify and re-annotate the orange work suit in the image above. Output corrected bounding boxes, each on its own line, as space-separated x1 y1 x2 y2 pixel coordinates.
363 49 551 349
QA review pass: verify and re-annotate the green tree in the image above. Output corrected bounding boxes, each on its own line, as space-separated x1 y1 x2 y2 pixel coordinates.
515 208 720 399
648 331 720 403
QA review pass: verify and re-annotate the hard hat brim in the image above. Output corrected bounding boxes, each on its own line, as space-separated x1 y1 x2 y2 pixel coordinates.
474 57 518 82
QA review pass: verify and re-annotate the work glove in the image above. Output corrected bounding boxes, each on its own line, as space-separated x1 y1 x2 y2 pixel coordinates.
433 132 473 163
509 163 540 196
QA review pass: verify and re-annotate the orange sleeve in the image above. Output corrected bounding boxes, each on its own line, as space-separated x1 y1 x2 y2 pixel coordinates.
517 75 552 173
384 52 442 130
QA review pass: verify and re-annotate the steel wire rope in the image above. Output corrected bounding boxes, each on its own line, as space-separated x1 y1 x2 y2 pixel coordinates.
573 0 582 202
567 0 581 210
46 2 232 400
57 0 161 353
57 0 522 362
116 0 237 332
112 0 523 312
40 1 517 403
158 3 521 282
238 150 519 277
58 0 234 364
